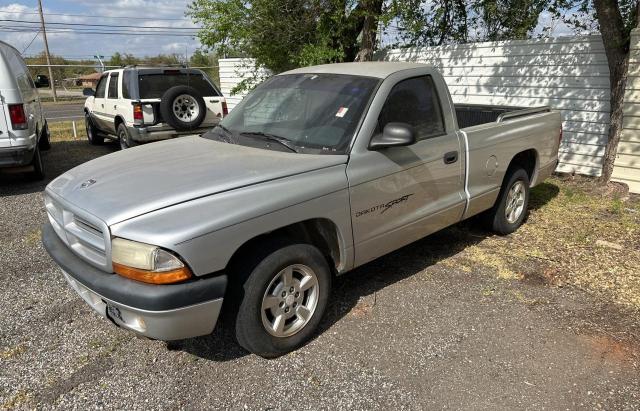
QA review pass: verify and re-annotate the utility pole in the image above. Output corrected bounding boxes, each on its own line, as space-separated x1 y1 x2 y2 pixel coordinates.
37 0 57 102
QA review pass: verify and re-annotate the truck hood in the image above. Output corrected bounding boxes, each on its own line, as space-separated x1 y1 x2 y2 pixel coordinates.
46 136 348 225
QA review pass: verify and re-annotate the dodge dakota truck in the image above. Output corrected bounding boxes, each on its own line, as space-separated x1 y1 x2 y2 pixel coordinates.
42 62 561 358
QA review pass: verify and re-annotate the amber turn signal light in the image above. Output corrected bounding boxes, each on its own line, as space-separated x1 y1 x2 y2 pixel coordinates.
113 262 192 285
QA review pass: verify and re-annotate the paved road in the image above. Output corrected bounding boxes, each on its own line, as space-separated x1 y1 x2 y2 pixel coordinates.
0 144 639 409
42 102 85 123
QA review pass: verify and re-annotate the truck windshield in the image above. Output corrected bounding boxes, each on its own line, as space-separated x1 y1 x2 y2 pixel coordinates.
217 73 379 154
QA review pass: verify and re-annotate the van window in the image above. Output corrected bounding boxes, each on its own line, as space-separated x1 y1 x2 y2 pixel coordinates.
108 73 119 99
95 75 107 98
6 49 35 100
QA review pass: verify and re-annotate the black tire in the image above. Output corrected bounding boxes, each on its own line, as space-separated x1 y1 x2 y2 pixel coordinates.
38 121 51 151
159 86 206 131
487 168 530 235
233 243 332 358
30 146 45 181
85 113 103 145
117 124 136 150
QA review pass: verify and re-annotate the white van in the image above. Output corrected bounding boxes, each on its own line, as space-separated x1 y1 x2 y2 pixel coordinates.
0 40 50 179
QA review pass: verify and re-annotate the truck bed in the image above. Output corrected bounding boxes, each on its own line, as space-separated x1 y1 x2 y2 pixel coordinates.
455 104 527 129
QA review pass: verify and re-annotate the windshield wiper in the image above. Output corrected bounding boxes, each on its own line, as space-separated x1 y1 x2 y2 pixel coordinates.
239 131 299 153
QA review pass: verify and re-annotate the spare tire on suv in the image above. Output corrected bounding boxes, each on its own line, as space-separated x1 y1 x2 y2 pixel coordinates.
159 85 207 131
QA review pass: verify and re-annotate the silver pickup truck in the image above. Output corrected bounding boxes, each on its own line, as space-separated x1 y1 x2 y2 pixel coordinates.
42 62 561 358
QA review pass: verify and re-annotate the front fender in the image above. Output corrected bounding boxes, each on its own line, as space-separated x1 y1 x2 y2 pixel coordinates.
110 164 353 276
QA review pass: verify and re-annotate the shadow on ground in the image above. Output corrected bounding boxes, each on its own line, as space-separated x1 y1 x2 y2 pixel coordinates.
177 184 560 361
0 139 118 196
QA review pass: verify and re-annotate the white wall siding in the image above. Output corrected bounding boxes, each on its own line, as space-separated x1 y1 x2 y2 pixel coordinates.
219 58 264 111
613 29 640 193
377 35 611 177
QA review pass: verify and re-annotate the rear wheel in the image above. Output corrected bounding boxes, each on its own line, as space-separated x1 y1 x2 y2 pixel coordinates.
233 243 331 358
117 124 134 150
85 113 103 145
38 122 51 151
487 168 530 234
30 146 45 181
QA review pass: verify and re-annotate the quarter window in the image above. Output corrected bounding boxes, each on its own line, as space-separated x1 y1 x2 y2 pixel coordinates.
107 73 119 99
377 76 445 141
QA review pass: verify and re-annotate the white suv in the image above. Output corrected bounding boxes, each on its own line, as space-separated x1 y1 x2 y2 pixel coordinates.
0 40 51 179
83 67 227 149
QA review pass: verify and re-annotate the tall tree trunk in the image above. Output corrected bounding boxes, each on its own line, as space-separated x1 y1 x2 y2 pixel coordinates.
354 0 384 61
594 0 630 183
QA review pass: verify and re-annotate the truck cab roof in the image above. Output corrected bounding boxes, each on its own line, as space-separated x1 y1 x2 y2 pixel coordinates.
281 62 434 79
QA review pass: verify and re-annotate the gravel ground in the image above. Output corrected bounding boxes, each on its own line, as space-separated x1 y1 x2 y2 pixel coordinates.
1 138 639 410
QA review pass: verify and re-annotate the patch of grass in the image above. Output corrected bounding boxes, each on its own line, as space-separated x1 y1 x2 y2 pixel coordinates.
49 121 87 143
0 344 26 360
1 390 32 410
451 176 640 309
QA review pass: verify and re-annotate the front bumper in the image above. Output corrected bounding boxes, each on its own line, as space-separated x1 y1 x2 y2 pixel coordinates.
42 222 227 340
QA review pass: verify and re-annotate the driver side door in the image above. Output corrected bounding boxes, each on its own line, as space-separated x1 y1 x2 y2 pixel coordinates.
91 74 109 132
347 75 465 266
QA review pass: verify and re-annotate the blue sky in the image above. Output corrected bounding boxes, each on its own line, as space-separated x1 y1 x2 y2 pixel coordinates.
0 0 584 63
0 0 201 60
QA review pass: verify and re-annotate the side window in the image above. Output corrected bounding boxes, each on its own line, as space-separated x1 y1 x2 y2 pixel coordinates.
377 76 445 141
122 71 131 99
95 75 107 98
107 73 119 99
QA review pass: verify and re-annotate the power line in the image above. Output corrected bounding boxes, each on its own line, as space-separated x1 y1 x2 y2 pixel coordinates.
0 27 198 37
0 10 190 21
0 18 199 30
1 25 198 35
21 30 40 54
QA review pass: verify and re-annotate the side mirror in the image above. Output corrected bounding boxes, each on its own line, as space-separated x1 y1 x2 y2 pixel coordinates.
83 88 95 97
34 74 50 88
369 122 416 150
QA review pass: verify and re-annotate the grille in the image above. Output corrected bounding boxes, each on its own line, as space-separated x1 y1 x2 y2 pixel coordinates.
45 194 112 271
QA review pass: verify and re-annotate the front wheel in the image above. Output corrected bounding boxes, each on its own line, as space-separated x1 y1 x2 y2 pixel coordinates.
85 114 103 145
487 168 530 235
234 244 331 358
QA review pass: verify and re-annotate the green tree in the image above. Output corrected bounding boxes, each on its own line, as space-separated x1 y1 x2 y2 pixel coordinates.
547 0 638 183
190 49 221 86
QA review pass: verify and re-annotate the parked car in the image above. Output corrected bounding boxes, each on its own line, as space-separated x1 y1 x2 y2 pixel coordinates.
43 62 561 358
0 40 51 179
82 66 227 149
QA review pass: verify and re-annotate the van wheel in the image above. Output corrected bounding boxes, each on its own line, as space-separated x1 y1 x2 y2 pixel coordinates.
38 122 51 151
85 113 103 145
233 243 331 358
487 168 530 235
30 146 45 181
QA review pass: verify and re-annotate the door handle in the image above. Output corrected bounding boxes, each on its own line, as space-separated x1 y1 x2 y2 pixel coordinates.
113 105 117 109
443 151 458 164
210 99 219 103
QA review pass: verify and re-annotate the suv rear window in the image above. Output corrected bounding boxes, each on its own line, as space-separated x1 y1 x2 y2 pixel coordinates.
138 72 219 99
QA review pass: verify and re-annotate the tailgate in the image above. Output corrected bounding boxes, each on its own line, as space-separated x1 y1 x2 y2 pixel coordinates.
136 97 225 127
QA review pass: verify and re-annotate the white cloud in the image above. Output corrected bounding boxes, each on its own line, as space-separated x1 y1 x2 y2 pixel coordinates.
0 1 202 61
